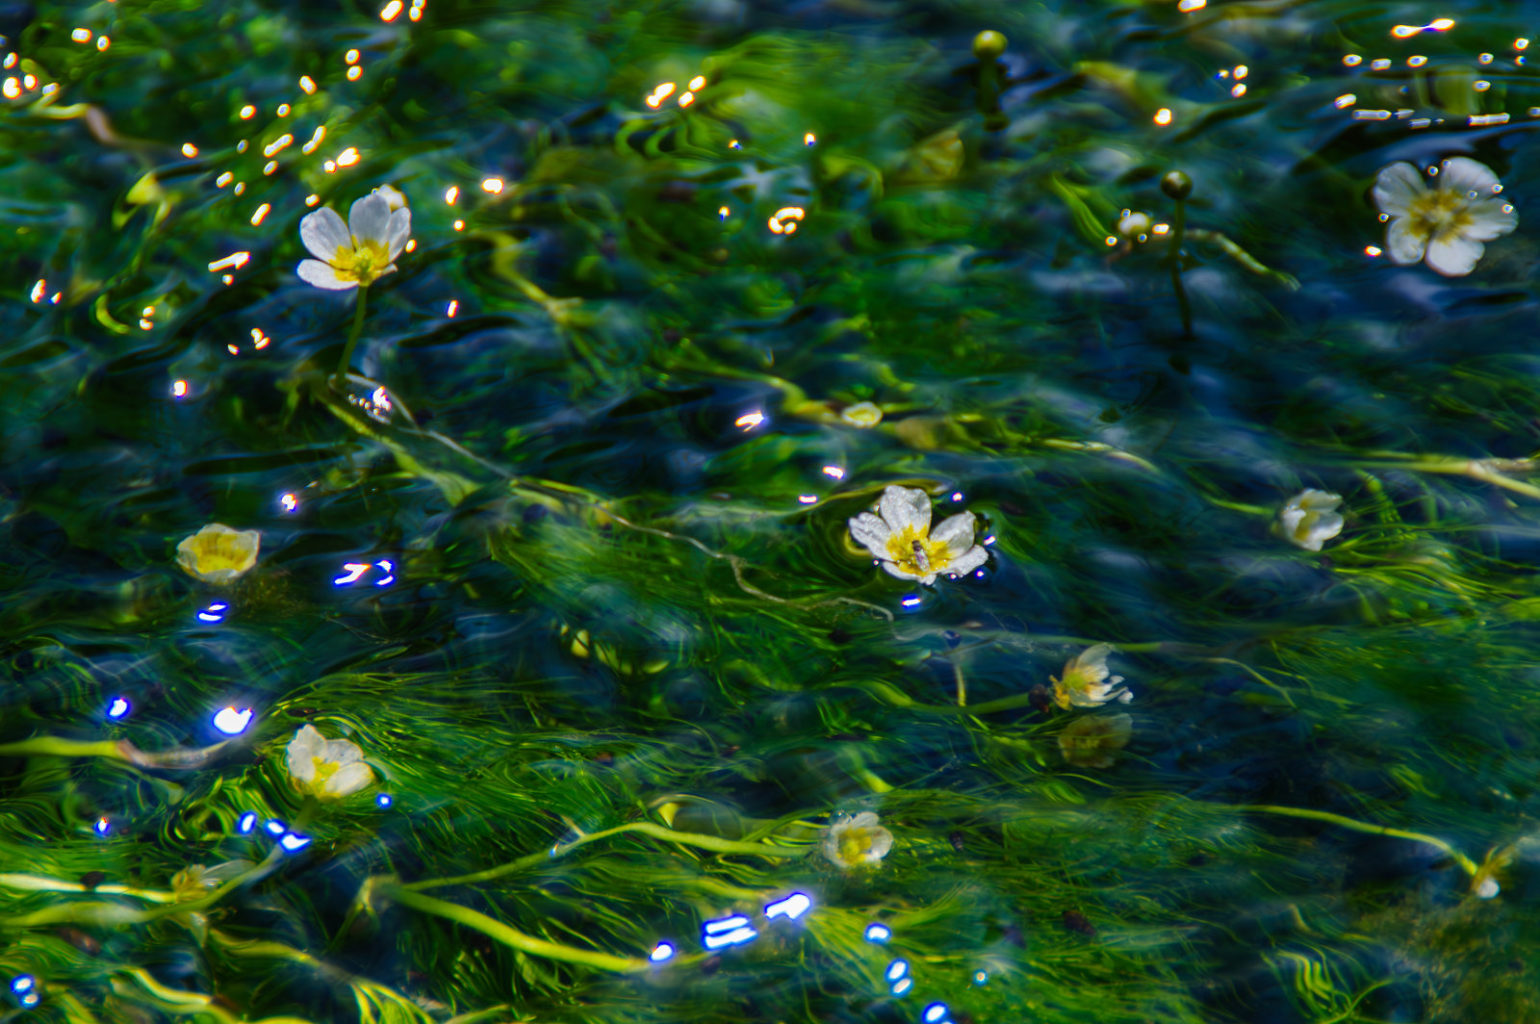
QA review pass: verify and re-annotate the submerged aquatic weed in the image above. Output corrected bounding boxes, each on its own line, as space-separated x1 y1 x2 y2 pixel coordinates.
175 524 260 584
1373 158 1516 277
1059 713 1133 768
848 485 987 585
822 811 893 870
1278 489 1344 552
296 191 412 291
1052 644 1132 709
285 724 373 799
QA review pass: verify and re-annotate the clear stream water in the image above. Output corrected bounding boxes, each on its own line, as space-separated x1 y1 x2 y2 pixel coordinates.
3 1 1540 1022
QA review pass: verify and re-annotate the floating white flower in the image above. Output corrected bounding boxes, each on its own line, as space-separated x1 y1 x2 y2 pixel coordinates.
285 724 374 799
372 183 408 212
822 811 893 870
1278 489 1344 552
296 191 412 290
1052 644 1132 710
841 401 883 427
1372 157 1516 276
176 523 260 584
848 485 988 585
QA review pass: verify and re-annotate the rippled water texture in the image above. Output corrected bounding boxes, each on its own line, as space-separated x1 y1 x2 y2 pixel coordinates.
4 1 1540 1021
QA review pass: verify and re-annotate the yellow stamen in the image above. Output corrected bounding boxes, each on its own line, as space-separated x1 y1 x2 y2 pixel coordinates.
884 526 952 577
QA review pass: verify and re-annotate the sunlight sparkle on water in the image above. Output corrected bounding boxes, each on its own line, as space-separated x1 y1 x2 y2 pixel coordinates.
301 126 325 154
822 465 846 479
107 697 130 719
94 817 110 835
1392 19 1454 38
171 379 189 398
336 147 360 167
734 410 765 430
279 833 312 852
376 793 393 808
797 494 818 505
1153 108 1173 125
70 27 91 43
280 493 298 513
482 177 504 194
864 923 892 942
208 252 250 273
1177 0 1205 10
923 1001 950 1023
2 78 19 100
250 203 271 226
768 207 805 234
885 959 909 982
444 185 459 204
29 279 45 303
381 0 403 20
334 563 372 587
181 142 198 157
763 892 812 920
701 926 757 950
264 819 287 836
299 75 316 94
649 941 675 962
213 707 253 735
237 812 257 833
347 66 362 81
446 299 459 317
891 977 913 995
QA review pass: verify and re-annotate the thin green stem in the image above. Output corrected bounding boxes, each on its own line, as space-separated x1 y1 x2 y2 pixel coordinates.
1168 198 1192 337
377 883 651 973
334 284 368 386
1232 803 1479 876
403 820 805 893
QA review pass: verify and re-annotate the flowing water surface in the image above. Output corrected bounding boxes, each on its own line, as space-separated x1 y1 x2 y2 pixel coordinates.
4 1 1540 1021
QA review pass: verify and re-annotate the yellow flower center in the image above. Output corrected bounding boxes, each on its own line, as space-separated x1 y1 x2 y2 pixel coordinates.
884 526 952 577
835 826 885 864
309 756 341 791
1406 189 1473 240
188 533 255 573
331 238 392 286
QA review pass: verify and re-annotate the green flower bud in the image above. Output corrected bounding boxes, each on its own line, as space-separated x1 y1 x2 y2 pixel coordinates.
1160 170 1193 201
973 30 1007 60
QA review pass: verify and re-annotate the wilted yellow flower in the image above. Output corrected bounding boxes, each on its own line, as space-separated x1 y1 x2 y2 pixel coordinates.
1278 489 1344 552
297 191 412 290
176 523 260 584
1058 713 1132 768
1052 644 1131 710
171 860 253 901
848 484 988 585
840 401 883 428
822 811 893 870
1373 157 1516 276
286 724 373 799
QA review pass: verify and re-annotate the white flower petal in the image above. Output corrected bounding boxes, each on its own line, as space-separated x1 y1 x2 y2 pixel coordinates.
300 207 351 262
325 761 374 797
286 726 324 781
878 485 931 537
348 192 392 245
929 511 976 555
1385 218 1426 265
373 184 407 212
845 811 879 829
848 512 893 560
1372 162 1424 218
321 738 363 765
1306 510 1345 546
944 545 988 577
862 826 894 861
298 259 357 290
387 207 412 260
1438 156 1500 196
1463 198 1517 242
1295 489 1342 512
1425 234 1483 277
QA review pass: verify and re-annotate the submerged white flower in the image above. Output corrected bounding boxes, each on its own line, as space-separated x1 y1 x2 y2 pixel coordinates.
1052 644 1132 710
848 485 988 585
841 401 883 427
285 724 373 799
822 811 893 870
1279 489 1344 552
176 523 260 584
1373 157 1516 276
296 192 412 290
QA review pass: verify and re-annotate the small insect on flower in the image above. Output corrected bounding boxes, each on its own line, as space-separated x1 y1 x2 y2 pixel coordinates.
285 724 374 799
296 191 413 290
1277 489 1344 552
1372 157 1517 276
176 524 260 584
822 811 893 870
848 485 988 585
1051 644 1132 709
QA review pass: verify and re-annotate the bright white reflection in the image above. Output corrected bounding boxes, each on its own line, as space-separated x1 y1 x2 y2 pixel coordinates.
763 892 812 921
891 977 913 996
237 812 257 833
864 922 891 943
923 1002 950 1023
885 958 909 981
649 941 676 962
702 925 756 950
703 914 751 935
212 706 253 735
106 697 131 719
264 819 287 836
279 832 312 852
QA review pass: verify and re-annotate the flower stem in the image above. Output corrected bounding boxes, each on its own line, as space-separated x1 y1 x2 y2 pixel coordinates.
377 883 651 972
1168 198 1192 338
334 284 369 386
1232 803 1479 877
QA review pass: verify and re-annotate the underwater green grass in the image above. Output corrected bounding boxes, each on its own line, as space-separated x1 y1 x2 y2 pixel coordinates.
5 0 1540 1022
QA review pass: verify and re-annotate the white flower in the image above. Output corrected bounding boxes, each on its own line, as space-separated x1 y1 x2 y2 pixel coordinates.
841 401 883 427
848 485 988 585
822 811 893 870
1052 644 1132 710
176 523 260 584
285 724 373 799
1372 157 1516 276
1117 210 1151 238
1279 489 1344 552
372 183 408 212
296 192 412 290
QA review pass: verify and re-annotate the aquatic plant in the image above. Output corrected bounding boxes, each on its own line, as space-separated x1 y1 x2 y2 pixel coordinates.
1372 157 1516 276
175 523 261 584
1051 644 1133 709
1277 489 1345 552
847 485 988 584
285 724 374 799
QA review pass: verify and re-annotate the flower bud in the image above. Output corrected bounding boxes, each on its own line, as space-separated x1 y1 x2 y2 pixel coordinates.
1160 170 1193 201
972 30 1007 60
